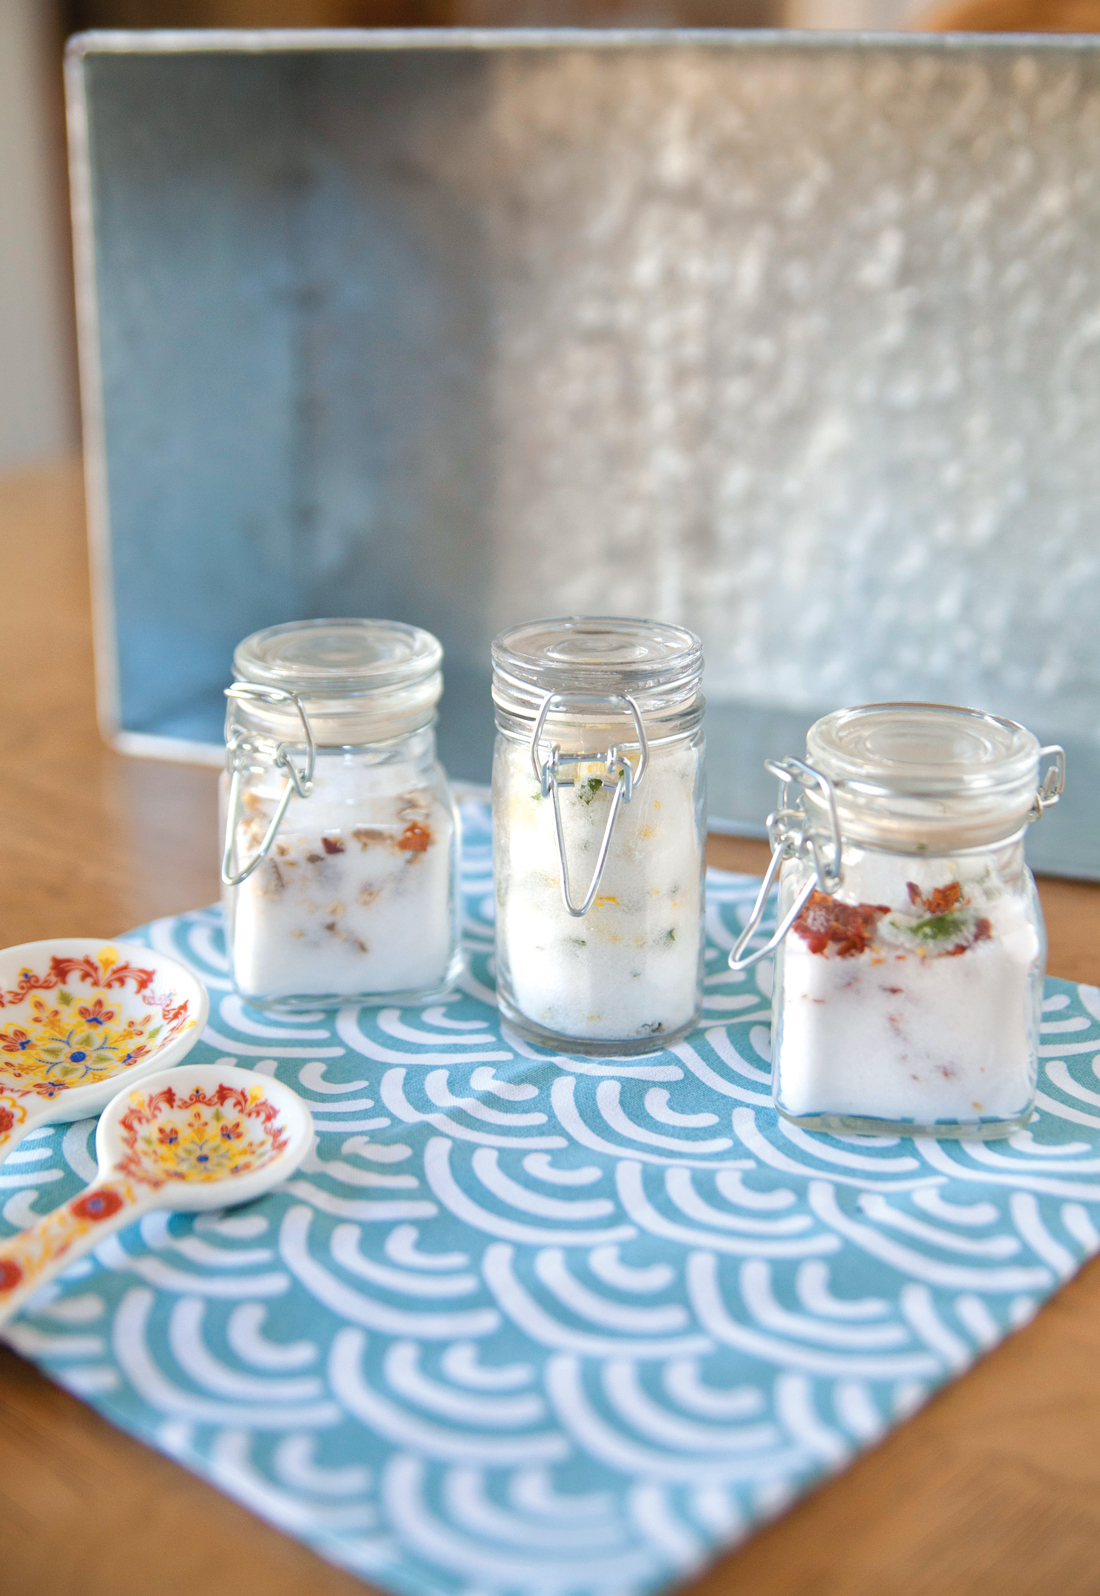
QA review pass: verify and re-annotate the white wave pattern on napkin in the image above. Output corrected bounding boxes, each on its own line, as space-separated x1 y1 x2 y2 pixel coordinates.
3 800 1099 1596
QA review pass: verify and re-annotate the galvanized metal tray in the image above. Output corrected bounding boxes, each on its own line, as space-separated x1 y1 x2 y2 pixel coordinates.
67 29 1100 873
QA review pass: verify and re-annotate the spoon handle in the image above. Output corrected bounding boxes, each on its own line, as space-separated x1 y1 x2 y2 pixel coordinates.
0 1175 156 1326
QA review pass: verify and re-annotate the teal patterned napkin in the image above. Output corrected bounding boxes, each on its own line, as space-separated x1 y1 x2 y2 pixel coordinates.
3 799 1099 1595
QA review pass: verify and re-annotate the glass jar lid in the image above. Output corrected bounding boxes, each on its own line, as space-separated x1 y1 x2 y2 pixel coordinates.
492 616 703 738
230 619 443 746
804 702 1042 852
494 615 701 693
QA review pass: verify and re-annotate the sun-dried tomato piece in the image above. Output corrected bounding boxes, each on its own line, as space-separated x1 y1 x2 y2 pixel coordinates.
793 890 891 957
321 836 346 855
906 881 963 915
397 822 431 853
925 882 962 915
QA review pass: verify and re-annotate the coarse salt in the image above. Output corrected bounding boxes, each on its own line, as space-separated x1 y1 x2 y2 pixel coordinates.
493 736 704 1043
773 849 1042 1128
224 751 457 1003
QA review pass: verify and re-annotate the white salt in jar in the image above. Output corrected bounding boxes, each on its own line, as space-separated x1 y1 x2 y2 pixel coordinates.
220 619 461 1009
492 616 706 1055
730 704 1065 1138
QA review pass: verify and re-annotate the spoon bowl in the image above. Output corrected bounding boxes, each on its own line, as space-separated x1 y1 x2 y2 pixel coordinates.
0 938 209 1163
0 1064 312 1320
98 1062 314 1208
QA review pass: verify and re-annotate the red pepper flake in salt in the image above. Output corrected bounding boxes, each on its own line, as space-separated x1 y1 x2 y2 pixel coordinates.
793 890 890 957
397 822 431 853
927 882 962 914
906 881 963 914
321 836 345 855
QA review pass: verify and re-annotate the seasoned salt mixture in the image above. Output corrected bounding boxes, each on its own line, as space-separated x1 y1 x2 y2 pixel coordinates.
222 618 460 1008
225 752 456 1003
774 848 1043 1127
494 737 704 1043
491 613 706 1051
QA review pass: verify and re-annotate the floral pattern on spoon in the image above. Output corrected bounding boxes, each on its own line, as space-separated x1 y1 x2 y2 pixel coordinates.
0 939 208 1166
116 1079 290 1184
0 1064 312 1318
0 946 192 1097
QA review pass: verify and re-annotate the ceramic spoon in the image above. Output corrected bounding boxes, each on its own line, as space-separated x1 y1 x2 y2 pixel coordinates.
0 938 209 1167
0 1063 312 1324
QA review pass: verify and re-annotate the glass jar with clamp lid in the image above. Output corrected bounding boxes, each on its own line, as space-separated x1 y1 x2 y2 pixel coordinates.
491 615 706 1054
730 703 1064 1137
221 618 461 1009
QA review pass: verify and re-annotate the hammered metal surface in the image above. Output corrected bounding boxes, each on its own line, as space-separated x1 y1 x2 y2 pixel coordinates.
474 43 1100 735
70 34 1100 868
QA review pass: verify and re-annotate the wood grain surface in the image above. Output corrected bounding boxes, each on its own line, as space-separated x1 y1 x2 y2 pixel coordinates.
2 460 1100 1595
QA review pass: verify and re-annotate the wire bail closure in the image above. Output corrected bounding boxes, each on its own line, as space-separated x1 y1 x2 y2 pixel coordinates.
728 740 1066 975
728 758 843 973
529 691 650 918
220 684 317 888
1030 745 1066 820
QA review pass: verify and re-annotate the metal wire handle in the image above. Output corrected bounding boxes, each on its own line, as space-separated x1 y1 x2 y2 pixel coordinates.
727 741 1067 973
220 685 316 888
728 757 843 973
1030 745 1066 820
530 691 650 918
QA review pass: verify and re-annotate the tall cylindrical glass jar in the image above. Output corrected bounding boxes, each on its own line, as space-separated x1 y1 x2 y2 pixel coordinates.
730 703 1065 1138
492 616 706 1055
220 619 461 1009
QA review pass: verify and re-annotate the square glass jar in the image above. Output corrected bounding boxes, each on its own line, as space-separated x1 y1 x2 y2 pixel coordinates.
732 704 1062 1138
492 616 706 1055
221 619 461 1009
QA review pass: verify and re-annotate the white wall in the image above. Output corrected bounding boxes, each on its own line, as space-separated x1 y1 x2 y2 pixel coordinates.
0 0 77 470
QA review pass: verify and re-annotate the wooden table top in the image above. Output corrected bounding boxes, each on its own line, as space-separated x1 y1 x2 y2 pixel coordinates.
3 459 1100 1596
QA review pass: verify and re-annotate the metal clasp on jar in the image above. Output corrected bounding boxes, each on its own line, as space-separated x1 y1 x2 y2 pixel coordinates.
728 758 843 973
220 685 316 888
1030 745 1066 820
729 742 1068 974
529 691 650 918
